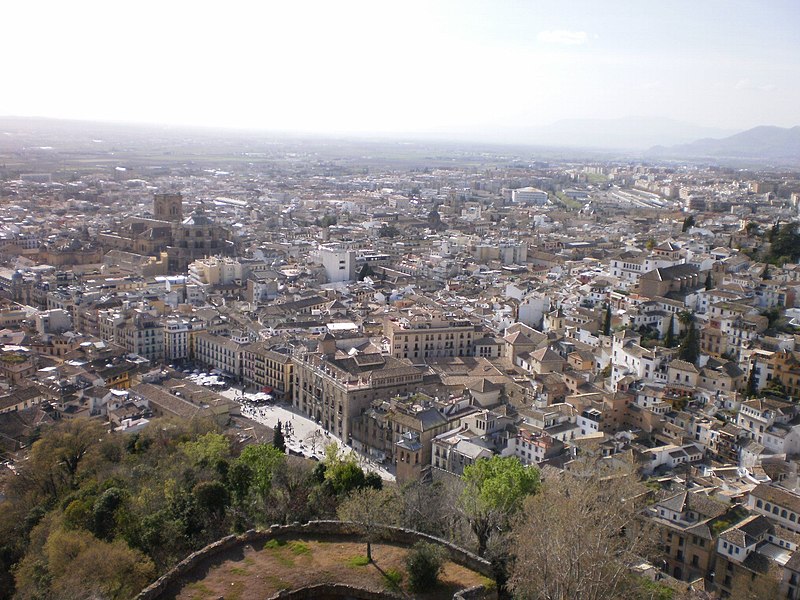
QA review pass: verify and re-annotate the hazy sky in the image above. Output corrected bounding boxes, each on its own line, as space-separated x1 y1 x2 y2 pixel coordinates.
3 0 798 136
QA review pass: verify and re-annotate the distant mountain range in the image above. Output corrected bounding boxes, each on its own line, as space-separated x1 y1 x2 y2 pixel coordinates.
648 125 800 163
1 115 798 164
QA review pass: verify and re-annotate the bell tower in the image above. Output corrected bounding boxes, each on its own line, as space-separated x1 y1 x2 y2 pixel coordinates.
153 193 183 222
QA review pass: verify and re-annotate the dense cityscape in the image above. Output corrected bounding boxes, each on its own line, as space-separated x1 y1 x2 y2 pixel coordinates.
2 0 799 597
0 119 798 599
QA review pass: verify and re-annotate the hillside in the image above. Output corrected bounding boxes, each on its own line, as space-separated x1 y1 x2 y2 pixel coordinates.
648 125 800 162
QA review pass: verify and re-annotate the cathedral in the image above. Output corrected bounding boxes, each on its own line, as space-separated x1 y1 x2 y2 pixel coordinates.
99 193 235 273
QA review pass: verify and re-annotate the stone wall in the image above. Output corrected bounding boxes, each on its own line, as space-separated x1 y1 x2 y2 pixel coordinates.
135 520 495 600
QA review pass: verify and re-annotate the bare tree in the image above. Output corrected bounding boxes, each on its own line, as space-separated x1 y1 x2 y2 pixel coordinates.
509 457 654 600
337 486 399 562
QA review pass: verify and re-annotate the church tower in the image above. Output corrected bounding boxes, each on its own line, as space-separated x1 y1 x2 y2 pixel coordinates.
153 193 183 222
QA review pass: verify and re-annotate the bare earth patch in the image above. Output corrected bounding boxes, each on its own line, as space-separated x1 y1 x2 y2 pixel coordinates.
171 535 490 600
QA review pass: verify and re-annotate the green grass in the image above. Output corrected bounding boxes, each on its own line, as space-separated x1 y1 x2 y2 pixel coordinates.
287 540 311 555
383 568 403 591
229 566 249 576
185 581 214 600
263 538 294 566
226 581 245 600
479 576 497 591
347 554 370 567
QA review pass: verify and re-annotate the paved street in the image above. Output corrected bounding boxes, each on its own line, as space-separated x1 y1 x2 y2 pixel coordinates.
221 387 395 481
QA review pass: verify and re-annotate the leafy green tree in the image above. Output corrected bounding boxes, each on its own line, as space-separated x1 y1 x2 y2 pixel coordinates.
405 541 446 592
460 456 540 556
705 271 714 290
226 462 254 505
193 481 230 518
273 420 286 453
769 222 800 263
681 214 695 232
234 443 285 500
180 432 231 467
602 303 612 336
322 445 381 496
92 487 125 541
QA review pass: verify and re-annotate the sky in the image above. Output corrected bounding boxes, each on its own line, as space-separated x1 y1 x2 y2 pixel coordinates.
2 0 798 138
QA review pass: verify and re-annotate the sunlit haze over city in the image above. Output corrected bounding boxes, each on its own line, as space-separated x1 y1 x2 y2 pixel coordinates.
3 0 799 140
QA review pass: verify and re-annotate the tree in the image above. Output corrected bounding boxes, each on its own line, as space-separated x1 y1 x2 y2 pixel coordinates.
676 311 699 364
235 444 286 499
16 527 155 600
357 262 374 281
704 271 714 290
664 314 675 348
405 541 446 592
180 432 231 467
769 222 800 264
337 487 398 562
760 263 771 280
681 215 695 232
603 303 612 336
193 481 230 518
645 238 656 251
745 364 758 398
322 446 381 496
21 419 107 500
768 221 780 243
460 456 540 556
728 570 781 600
678 322 700 364
92 487 125 541
509 459 653 600
273 420 286 453
378 224 399 238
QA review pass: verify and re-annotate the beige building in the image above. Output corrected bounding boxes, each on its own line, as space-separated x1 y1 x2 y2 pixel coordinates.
387 312 479 361
292 334 424 440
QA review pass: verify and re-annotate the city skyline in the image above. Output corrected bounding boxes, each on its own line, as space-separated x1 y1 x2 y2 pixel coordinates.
2 0 798 141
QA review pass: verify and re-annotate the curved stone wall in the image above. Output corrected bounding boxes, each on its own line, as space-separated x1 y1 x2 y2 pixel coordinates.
135 521 495 600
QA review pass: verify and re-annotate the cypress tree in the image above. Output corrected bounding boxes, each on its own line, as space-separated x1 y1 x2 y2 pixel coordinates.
273 420 286 453
745 366 758 398
603 303 612 336
678 323 700 364
665 314 675 348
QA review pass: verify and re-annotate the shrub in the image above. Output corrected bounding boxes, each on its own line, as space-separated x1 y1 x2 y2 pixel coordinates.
383 568 403 590
405 541 445 592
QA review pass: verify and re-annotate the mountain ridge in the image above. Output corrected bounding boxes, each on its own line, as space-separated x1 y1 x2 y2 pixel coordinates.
648 125 800 162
